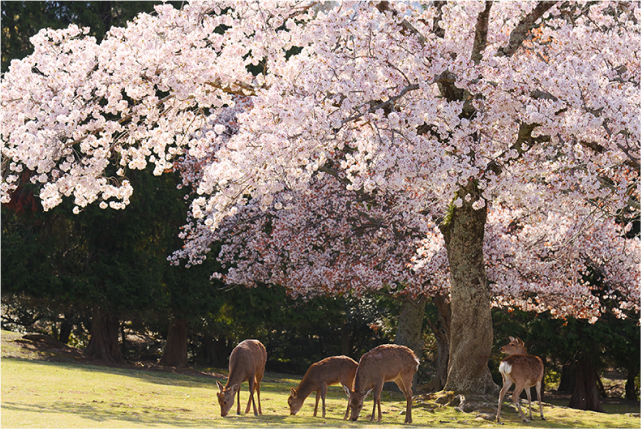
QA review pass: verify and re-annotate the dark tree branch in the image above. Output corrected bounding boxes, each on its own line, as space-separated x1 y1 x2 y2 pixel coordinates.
340 83 420 126
376 1 427 46
432 1 447 39
471 2 493 65
497 1 557 57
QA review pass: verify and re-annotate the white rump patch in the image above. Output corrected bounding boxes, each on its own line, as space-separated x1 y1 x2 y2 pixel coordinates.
499 361 512 375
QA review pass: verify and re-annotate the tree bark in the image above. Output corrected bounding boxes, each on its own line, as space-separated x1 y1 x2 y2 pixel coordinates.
159 318 189 368
83 306 124 364
203 333 216 365
425 294 451 392
569 360 605 412
384 298 426 392
394 298 426 392
440 182 498 395
558 364 576 392
341 320 351 356
58 313 74 344
625 367 639 401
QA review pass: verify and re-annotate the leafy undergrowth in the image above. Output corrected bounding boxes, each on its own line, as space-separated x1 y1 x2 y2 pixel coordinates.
2 330 639 428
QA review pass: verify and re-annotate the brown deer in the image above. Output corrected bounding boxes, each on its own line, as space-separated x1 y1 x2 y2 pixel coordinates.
216 339 267 417
343 344 419 424
496 336 545 424
288 355 357 418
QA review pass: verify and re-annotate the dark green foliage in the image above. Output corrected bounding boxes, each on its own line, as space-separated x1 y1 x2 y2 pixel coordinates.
190 286 393 373
1 1 182 73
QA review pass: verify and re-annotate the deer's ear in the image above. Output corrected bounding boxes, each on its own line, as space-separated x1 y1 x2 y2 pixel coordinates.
230 383 240 393
343 385 351 398
290 388 297 398
365 388 374 398
509 336 516 342
516 337 524 345
216 381 225 392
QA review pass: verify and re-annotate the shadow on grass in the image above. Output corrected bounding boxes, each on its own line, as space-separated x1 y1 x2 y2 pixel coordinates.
1 399 300 427
4 357 220 388
4 357 305 393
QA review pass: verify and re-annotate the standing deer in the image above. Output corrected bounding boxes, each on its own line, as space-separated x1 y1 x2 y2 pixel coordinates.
496 336 545 424
343 344 419 424
288 355 357 418
216 339 267 417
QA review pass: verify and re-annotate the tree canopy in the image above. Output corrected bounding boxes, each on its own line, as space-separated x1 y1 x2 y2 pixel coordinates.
1 0 639 394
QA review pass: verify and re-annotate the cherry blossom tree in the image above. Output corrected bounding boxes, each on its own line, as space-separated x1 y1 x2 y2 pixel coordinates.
2 1 639 394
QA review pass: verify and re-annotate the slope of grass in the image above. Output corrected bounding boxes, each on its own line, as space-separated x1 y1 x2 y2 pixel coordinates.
2 357 639 428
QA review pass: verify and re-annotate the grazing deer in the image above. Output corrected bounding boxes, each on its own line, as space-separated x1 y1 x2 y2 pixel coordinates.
496 336 545 424
216 339 267 417
288 355 357 418
343 344 419 424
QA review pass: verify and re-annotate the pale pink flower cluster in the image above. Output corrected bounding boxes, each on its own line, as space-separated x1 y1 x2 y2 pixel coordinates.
2 1 639 317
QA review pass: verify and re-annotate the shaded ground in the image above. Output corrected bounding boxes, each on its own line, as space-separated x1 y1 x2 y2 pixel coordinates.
0 330 225 380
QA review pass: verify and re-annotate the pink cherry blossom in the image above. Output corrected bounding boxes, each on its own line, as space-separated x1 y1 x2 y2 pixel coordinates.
2 1 638 319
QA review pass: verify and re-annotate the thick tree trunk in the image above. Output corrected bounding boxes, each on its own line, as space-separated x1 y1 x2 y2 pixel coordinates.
341 320 351 356
83 306 124 364
440 183 498 395
625 367 639 401
203 333 216 365
159 318 189 368
58 314 74 344
569 360 605 412
384 298 426 392
425 294 451 392
558 364 576 392
392 298 426 392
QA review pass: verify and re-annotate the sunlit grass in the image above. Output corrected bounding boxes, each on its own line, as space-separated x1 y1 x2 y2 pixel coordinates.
1 357 639 428
0 327 637 429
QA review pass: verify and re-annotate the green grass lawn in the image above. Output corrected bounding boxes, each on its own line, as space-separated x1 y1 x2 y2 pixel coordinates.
1 329 639 428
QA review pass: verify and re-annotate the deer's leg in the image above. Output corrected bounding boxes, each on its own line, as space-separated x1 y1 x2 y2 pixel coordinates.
511 383 528 422
246 377 257 415
341 384 350 420
374 384 384 422
320 384 328 418
525 386 533 420
496 376 512 424
236 385 242 415
536 381 545 420
313 389 320 417
256 377 262 415
395 376 413 424
405 380 414 424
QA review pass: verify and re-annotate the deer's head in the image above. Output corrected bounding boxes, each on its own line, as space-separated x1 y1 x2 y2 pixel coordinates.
287 387 303 415
343 386 373 421
216 380 238 417
500 336 528 355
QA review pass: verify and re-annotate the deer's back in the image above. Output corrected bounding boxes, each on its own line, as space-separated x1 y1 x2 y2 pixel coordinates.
229 339 267 383
355 344 418 389
305 355 358 386
500 354 543 386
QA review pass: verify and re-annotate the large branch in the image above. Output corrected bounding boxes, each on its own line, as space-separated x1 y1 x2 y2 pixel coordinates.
375 1 426 46
470 2 493 65
497 1 557 57
339 83 420 127
485 122 551 176
432 1 447 39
